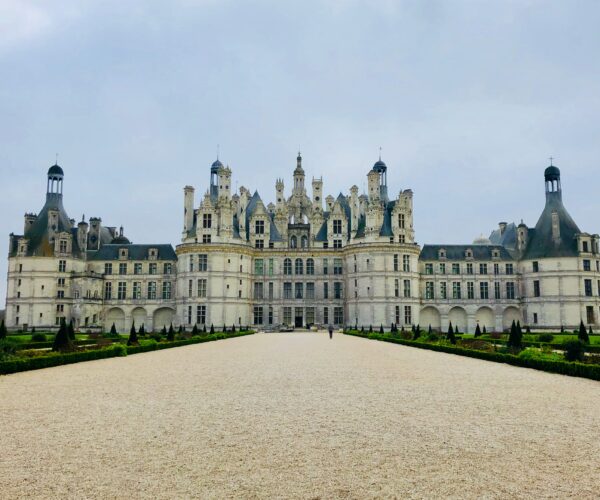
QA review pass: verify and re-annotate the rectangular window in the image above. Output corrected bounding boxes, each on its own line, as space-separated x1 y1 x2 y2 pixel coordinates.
425 263 433 275
333 259 343 275
399 234 406 243
583 260 591 272
255 220 265 234
333 220 342 235
467 282 474 299
533 312 538 324
403 279 411 298
398 213 405 229
395 305 401 324
333 239 342 249
57 277 65 287
133 282 141 299
583 241 589 253
334 307 344 325
283 307 292 325
255 259 264 275
104 282 112 300
203 234 212 243
255 239 264 249
425 282 434 299
149 263 157 275
194 279 206 298
494 263 499 275
466 263 473 275
404 306 412 325
58 260 66 273
147 282 157 300
196 306 206 325
162 281 172 300
305 307 315 325
494 281 501 299
283 282 292 299
104 263 113 275
268 259 274 276
119 263 127 275
439 263 446 274
134 263 142 275
164 263 172 274
268 307 274 325
440 282 447 299
254 282 264 300
533 261 539 273
506 282 515 300
452 263 460 275
268 282 274 300
394 279 399 298
59 240 68 253
188 279 193 297
117 282 127 300
403 255 410 272
306 282 315 299
505 263 513 275
480 282 489 299
203 214 212 229
479 263 488 274
295 283 303 299
198 254 208 271
586 306 594 324
393 254 399 272
253 306 263 325
187 306 192 325
452 282 462 299
533 280 541 297
323 259 329 275
584 279 593 297
324 282 329 299
334 282 343 299
323 307 329 325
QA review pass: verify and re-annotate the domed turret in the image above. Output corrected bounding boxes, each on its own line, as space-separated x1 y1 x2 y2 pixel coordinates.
544 161 561 199
47 163 64 196
111 226 130 245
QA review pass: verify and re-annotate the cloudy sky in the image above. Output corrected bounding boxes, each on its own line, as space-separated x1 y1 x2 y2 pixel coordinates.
1 0 600 305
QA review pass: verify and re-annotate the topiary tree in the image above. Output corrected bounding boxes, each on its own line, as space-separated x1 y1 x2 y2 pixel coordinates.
455 325 459 335
127 322 139 346
68 319 76 340
361 326 365 334
578 320 590 344
231 324 236 333
482 325 487 335
447 322 456 345
589 326 594 336
564 339 586 362
507 320 522 350
428 324 433 335
416 324 420 335
52 318 74 352
31 326 36 334
203 324 207 334
0 320 7 340
223 325 228 334
110 323 117 336
210 324 215 335
178 325 183 334
413 327 421 341
369 325 373 333
139 324 145 336
167 324 175 341
379 324 384 334
474 324 482 338
161 325 167 336
560 325 565 334
526 325 531 334
192 324 199 336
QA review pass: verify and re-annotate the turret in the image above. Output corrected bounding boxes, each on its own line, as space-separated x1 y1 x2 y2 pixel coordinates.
210 159 222 200
293 152 305 195
24 213 37 234
312 177 323 210
88 217 102 250
218 166 231 200
47 164 64 198
183 185 195 234
77 216 88 252
545 163 561 201
326 195 334 212
367 169 380 202
517 221 529 253
276 178 285 208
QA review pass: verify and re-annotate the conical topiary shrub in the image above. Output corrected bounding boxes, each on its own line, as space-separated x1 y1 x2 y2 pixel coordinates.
127 322 139 346
167 324 175 341
447 322 456 344
231 324 236 333
578 320 590 344
210 324 215 335
0 320 7 340
53 318 74 352
110 323 118 336
192 324 199 336
474 324 482 338
507 320 522 350
68 319 76 340
379 325 384 334
482 325 487 335
139 324 145 336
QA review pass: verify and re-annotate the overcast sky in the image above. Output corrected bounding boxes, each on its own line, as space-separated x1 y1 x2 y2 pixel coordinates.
1 0 600 306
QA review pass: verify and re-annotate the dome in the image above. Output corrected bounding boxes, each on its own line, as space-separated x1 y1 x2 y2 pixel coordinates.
111 235 131 245
211 159 223 169
48 164 64 177
473 234 491 245
372 159 387 173
544 165 560 180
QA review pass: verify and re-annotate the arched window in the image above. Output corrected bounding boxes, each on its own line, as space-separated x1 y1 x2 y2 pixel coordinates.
295 258 304 275
283 258 292 275
290 235 297 248
306 258 315 275
301 235 308 248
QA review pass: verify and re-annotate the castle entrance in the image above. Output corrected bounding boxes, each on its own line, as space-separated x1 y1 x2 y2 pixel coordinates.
295 308 304 328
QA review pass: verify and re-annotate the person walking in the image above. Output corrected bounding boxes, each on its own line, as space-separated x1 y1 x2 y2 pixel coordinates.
328 324 333 339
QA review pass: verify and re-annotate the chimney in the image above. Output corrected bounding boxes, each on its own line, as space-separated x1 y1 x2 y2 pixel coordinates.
499 222 507 235
551 211 561 243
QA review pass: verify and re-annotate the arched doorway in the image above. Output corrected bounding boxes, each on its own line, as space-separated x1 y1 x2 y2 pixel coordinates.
476 307 495 331
106 307 125 333
420 306 441 331
153 307 175 331
502 307 521 331
132 307 147 330
448 306 467 332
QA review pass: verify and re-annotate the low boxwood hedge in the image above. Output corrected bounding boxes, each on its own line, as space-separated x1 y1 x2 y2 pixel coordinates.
345 331 600 381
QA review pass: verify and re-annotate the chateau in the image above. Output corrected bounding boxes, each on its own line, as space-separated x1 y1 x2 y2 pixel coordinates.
5 155 600 333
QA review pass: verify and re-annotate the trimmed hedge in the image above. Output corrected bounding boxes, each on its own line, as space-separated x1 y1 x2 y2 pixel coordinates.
345 331 600 382
1 331 255 375
16 339 99 351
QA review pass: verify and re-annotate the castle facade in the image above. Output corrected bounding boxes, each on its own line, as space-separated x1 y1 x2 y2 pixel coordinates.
5 155 600 332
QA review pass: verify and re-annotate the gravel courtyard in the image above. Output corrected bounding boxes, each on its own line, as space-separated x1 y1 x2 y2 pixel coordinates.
1 332 599 499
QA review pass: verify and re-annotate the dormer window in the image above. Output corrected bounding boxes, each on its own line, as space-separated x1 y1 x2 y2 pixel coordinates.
255 220 265 234
59 240 68 253
149 249 158 260
583 241 589 253
465 249 473 259
492 250 500 259
438 249 446 259
119 248 128 259
203 214 212 229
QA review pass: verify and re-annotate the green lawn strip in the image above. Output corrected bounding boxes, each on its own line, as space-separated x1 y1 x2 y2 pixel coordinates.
1 331 254 375
344 331 600 382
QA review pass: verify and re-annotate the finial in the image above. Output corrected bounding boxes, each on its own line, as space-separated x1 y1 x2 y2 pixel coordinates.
549 156 553 166
55 153 59 165
379 146 382 161
217 144 220 160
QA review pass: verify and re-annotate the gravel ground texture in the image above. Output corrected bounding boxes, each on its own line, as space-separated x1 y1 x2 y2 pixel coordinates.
1 332 600 499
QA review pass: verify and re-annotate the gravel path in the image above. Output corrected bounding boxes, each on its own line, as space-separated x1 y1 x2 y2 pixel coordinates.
1 332 600 499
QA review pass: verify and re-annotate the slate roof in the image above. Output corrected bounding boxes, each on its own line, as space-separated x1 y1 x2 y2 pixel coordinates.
489 222 518 251
420 244 514 261
87 244 177 261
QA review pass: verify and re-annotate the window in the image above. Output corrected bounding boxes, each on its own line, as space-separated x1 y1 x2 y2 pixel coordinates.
533 312 538 324
494 282 501 299
533 280 541 297
394 279 399 298
323 307 329 325
583 260 591 272
189 257 194 272
440 282 447 299
306 282 315 299
147 282 157 299
439 263 446 274
255 239 264 249
283 307 292 325
505 263 513 275
334 282 343 299
187 306 192 325
133 282 141 299
194 278 206 298
253 306 263 325
255 259 264 275
334 307 343 325
333 259 343 275
117 282 127 300
533 261 539 273
333 239 342 249
403 255 410 272
301 236 308 248
284 282 292 299
254 282 264 300
58 260 66 273
188 279 193 297
56 304 64 313
164 263 172 274
253 220 265 234
494 263 499 275
403 280 411 298
162 281 172 299
198 254 208 271
290 236 297 248
295 283 303 299
19 264 23 273
322 242 328 249
59 240 68 253
149 263 157 275
394 254 399 271
104 282 112 300
202 233 212 243
57 278 65 287
104 263 113 275
480 282 489 299
134 263 142 275
586 306 594 324
452 282 462 299
583 241 589 253
466 263 473 275
269 307 274 325
404 306 412 325
203 214 212 228
467 282 474 299
305 307 314 325
333 220 342 235
284 259 292 275
479 263 488 274
425 263 433 275
398 213 405 229
268 259 274 276
324 282 329 299
425 282 434 299
506 282 515 299
323 259 329 275
399 234 405 243
295 259 304 275
452 263 460 275
584 279 593 297
194 305 202 326
306 259 315 275
119 263 127 275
